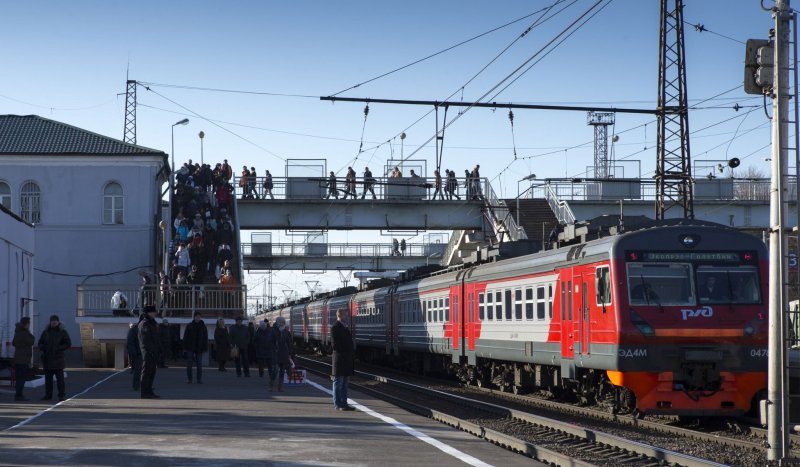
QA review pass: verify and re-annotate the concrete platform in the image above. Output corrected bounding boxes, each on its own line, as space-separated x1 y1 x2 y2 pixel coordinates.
0 366 541 466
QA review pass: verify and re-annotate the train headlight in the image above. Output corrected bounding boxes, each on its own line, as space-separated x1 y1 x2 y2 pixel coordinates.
744 325 755 336
629 309 655 336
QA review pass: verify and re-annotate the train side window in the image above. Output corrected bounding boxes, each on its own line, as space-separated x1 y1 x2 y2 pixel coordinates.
537 286 546 320
479 293 485 320
514 288 523 320
525 287 534 320
505 289 512 320
495 291 503 320
596 266 612 305
445 297 450 321
486 291 494 320
548 284 554 319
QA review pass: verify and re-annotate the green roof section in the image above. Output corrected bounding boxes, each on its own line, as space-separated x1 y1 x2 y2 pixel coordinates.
0 115 165 156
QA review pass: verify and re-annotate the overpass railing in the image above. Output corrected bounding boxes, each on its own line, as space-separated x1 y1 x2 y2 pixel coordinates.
232 175 490 201
77 284 247 319
242 242 445 258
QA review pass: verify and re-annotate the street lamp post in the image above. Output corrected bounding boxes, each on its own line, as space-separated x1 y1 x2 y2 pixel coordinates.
198 131 205 165
168 118 190 272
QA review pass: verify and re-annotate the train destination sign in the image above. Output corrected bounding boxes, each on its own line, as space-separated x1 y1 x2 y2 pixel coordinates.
626 251 756 263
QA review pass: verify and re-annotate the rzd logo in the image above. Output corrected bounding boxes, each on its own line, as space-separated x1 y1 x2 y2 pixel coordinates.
680 306 713 321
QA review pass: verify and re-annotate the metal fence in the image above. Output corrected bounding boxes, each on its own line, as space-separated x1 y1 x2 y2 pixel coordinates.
232 175 489 201
77 284 247 318
242 242 446 258
530 178 792 203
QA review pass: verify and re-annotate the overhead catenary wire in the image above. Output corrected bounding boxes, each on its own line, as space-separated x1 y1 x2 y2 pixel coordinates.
398 0 611 166
328 1 571 97
140 84 286 162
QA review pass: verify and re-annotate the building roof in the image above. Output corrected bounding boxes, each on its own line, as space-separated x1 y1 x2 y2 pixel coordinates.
0 115 166 156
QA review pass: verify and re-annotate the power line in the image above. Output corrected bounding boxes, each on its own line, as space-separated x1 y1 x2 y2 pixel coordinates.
140 85 286 162
137 81 318 99
328 1 571 97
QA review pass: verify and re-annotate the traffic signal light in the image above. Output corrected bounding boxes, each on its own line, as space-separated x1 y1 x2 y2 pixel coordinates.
744 39 774 95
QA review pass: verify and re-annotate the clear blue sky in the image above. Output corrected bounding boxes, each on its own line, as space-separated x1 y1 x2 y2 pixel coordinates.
0 0 777 305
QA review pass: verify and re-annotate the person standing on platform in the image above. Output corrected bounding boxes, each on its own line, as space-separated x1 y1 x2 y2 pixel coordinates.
12 317 34 401
230 316 251 377
268 316 293 392
361 167 376 199
38 314 72 402
345 167 357 199
138 305 160 399
331 309 355 411
214 318 231 371
127 321 142 392
253 320 272 378
183 311 208 384
400 239 406 257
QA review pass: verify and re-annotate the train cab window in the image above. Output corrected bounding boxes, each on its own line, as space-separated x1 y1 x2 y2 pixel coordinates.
595 266 612 306
486 292 494 320
627 263 694 306
479 293 485 320
548 284 554 318
697 265 761 304
537 286 546 320
515 289 523 320
505 290 513 320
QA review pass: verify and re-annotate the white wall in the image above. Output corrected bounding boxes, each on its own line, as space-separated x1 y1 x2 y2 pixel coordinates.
0 211 34 358
0 155 164 341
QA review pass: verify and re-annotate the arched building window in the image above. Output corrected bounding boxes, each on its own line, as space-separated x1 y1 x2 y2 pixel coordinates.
103 182 124 224
20 181 40 224
0 181 10 210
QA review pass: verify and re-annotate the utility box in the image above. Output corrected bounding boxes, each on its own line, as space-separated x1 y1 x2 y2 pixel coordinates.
694 179 734 200
305 243 327 256
286 177 325 199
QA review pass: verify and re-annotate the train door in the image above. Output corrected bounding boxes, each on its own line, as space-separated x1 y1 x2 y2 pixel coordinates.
560 268 576 379
575 272 590 357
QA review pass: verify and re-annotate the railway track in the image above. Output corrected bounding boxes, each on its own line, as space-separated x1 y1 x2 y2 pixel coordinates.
298 356 730 467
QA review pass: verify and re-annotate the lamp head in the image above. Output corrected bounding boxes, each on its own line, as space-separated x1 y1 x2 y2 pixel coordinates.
174 118 189 126
199 131 205 139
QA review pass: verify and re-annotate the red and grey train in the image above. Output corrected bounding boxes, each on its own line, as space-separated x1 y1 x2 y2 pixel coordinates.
260 221 768 416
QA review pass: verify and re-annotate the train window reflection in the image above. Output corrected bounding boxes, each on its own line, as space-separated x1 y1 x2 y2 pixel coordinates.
697 266 760 304
627 263 694 306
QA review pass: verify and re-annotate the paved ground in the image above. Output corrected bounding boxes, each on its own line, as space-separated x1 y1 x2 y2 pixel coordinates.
0 365 541 466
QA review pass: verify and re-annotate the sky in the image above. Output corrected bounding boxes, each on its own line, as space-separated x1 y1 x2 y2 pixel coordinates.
0 0 779 308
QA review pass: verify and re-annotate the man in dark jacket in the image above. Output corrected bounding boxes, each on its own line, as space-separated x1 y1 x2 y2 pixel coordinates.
12 317 35 401
138 305 160 398
229 316 251 377
183 311 208 384
253 320 272 378
127 321 142 391
38 314 72 402
331 309 355 411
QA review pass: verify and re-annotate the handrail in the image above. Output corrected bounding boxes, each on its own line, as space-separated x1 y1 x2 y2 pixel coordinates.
242 242 446 258
441 229 466 266
77 284 248 318
481 180 524 243
544 182 576 225
232 175 489 201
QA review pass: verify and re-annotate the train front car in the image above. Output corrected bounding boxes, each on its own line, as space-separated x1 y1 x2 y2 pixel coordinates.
610 223 768 417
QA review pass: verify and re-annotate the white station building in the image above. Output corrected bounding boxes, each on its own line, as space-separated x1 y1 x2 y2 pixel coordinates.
0 115 168 347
